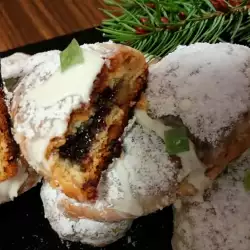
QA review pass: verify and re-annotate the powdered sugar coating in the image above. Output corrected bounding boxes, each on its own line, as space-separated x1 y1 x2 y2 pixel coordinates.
41 182 132 246
1 51 59 80
172 151 250 250
62 123 179 216
146 43 250 145
1 52 30 80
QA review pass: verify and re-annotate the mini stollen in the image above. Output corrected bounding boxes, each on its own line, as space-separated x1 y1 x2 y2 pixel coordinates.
40 181 132 247
10 42 148 203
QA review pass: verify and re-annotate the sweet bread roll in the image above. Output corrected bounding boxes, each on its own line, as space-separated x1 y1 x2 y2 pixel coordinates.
0 64 40 204
145 42 250 196
11 41 148 202
58 120 180 221
40 181 132 247
172 149 250 250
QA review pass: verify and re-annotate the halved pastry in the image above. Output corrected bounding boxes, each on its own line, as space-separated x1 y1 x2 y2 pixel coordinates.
145 42 250 197
0 64 40 204
57 120 180 221
172 149 250 250
11 40 148 202
41 181 132 247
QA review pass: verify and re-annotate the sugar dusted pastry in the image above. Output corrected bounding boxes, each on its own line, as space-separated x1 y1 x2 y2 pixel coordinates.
0 63 40 204
11 40 148 202
144 42 250 197
59 120 180 221
40 181 132 247
172 150 250 250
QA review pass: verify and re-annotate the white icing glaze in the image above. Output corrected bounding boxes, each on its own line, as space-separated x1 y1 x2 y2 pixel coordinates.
0 163 28 204
172 150 250 250
134 109 169 139
25 49 104 107
41 182 132 246
146 43 250 145
11 43 116 172
135 109 211 199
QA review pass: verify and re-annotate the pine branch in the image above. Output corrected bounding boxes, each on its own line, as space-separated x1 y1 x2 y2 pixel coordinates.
99 0 250 59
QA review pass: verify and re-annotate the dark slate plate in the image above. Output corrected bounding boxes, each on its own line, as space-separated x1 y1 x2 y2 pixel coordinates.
0 28 173 250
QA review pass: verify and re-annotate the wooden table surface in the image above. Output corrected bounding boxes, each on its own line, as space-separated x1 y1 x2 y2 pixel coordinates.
0 0 109 52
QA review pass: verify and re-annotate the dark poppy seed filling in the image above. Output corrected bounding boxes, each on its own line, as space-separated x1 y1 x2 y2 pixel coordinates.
104 139 123 167
59 87 117 162
59 106 111 162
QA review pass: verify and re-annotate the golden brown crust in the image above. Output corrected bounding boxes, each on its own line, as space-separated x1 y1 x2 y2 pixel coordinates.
0 88 19 181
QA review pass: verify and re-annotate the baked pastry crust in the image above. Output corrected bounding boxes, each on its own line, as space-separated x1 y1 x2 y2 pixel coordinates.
0 88 18 181
11 42 148 202
0 59 40 203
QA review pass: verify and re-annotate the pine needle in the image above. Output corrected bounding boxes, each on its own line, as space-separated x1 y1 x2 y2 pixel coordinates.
100 0 250 58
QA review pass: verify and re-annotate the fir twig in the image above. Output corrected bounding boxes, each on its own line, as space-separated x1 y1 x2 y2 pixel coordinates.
99 0 250 60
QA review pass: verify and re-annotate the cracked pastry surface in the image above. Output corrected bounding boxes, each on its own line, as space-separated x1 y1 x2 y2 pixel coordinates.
172 150 250 250
40 181 132 247
11 42 148 202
